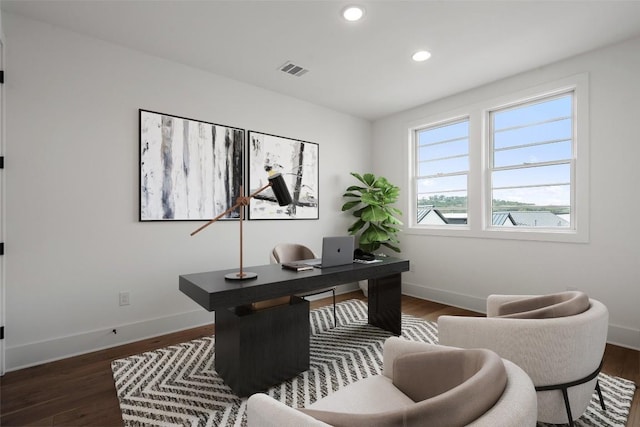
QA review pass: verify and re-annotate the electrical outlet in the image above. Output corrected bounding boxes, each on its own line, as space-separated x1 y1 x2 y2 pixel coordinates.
119 291 130 306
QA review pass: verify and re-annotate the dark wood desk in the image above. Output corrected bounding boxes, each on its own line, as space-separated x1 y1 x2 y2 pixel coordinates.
179 257 409 395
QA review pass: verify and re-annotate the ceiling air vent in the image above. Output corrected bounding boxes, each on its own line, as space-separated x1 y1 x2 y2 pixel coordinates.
279 61 309 77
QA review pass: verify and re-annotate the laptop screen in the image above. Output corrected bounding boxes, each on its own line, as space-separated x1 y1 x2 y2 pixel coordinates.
316 236 355 268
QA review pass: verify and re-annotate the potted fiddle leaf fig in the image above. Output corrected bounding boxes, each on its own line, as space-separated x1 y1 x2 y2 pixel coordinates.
342 172 403 254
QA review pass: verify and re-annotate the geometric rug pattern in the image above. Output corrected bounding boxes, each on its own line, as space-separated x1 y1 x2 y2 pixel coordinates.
111 299 635 427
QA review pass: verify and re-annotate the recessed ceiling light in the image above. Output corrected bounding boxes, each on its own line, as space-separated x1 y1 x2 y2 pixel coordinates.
412 50 432 62
342 5 365 22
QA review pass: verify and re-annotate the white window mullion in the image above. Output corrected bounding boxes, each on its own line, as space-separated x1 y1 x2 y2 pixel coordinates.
468 110 484 231
491 158 571 173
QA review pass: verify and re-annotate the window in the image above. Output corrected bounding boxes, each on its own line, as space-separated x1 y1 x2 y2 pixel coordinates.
408 74 588 242
489 94 573 229
415 119 469 226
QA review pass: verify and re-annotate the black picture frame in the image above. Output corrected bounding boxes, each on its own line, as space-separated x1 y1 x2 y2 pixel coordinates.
139 109 244 221
247 131 319 220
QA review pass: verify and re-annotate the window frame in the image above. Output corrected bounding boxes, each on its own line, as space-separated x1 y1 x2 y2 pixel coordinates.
414 116 470 227
486 91 574 231
406 74 589 243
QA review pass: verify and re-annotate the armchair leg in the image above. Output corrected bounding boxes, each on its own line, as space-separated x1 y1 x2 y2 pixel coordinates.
535 359 605 427
561 388 574 427
595 380 606 411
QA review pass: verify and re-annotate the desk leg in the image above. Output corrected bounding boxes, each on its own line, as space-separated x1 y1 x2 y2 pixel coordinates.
367 273 402 335
214 297 310 397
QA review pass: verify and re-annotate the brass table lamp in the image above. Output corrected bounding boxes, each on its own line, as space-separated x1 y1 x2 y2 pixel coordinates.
190 172 292 280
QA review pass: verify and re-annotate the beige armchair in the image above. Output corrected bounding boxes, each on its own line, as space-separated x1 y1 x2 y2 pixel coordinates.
270 243 337 327
247 337 538 427
438 292 609 426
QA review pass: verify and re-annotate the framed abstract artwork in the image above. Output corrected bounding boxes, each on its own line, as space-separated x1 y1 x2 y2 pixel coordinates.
139 109 244 221
248 131 319 220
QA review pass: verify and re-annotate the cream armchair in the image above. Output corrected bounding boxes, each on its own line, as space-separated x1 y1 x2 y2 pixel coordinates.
438 293 609 426
247 337 537 427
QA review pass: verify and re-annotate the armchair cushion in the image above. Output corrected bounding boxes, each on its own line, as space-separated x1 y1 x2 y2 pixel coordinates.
247 338 538 427
301 375 414 414
299 346 507 427
496 291 589 319
299 376 413 427
393 349 507 426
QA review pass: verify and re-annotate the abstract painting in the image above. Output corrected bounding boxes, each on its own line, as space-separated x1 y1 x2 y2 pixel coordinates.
139 109 244 221
248 131 319 220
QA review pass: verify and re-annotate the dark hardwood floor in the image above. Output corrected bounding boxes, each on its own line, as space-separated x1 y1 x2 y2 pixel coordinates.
1 291 638 426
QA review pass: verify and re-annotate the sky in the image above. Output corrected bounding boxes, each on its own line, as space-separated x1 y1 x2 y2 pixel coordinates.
417 93 573 208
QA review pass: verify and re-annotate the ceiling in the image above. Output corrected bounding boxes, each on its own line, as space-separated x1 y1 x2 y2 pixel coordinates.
3 0 640 121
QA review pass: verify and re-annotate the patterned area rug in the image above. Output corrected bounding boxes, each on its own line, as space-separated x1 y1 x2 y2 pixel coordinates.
111 299 635 426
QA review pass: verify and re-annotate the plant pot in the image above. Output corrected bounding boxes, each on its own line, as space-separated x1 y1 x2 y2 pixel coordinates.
358 280 368 297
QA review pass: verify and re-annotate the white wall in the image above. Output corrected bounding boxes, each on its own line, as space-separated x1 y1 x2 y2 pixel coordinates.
2 13 371 370
373 36 640 350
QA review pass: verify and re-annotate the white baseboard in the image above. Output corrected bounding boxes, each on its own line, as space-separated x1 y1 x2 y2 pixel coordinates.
5 309 214 372
402 281 487 314
402 281 640 351
7 281 633 372
5 282 360 372
606 323 640 351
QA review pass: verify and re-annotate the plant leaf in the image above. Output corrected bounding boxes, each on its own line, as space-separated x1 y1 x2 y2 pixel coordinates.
353 207 366 218
362 173 376 186
344 172 402 254
361 226 388 244
341 201 361 211
361 205 387 222
348 219 366 234
350 172 366 185
361 192 383 206
373 176 389 189
345 185 366 192
342 192 362 199
385 216 403 225
381 242 401 252
390 207 403 216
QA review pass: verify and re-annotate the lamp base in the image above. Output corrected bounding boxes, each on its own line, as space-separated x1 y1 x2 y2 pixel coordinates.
225 271 258 280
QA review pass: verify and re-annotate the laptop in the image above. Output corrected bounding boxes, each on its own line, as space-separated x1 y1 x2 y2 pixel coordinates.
304 236 355 268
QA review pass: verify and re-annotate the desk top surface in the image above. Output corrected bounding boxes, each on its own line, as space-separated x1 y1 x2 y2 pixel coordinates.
179 257 409 311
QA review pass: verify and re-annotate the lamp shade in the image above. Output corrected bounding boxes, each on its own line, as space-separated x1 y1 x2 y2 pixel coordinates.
268 173 292 206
